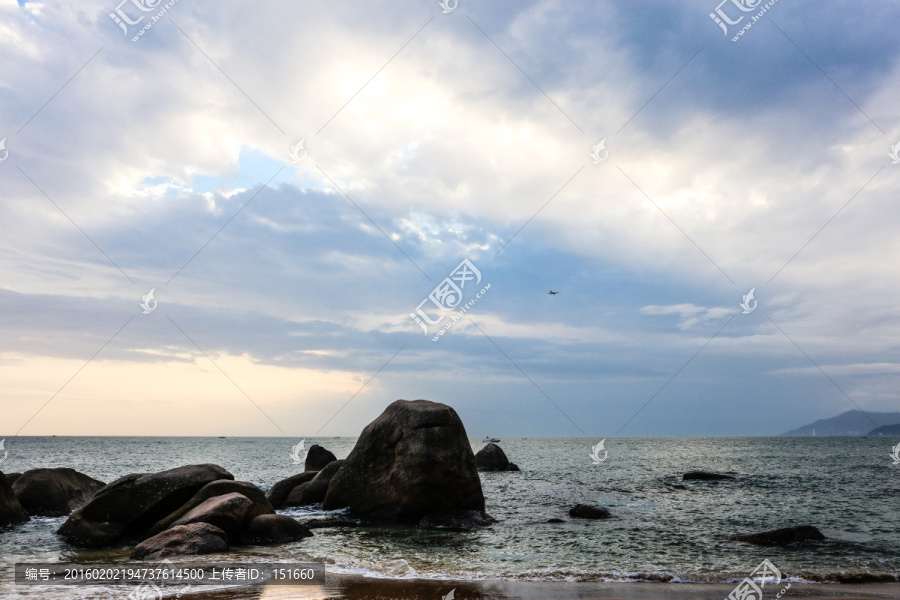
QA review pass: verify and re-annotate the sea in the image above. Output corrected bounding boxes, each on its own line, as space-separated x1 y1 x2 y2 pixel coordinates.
1 436 899 598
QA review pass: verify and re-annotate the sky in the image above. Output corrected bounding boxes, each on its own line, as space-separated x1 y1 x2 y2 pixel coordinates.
0 0 898 437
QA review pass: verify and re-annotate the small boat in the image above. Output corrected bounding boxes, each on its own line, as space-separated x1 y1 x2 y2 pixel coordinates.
483 436 500 443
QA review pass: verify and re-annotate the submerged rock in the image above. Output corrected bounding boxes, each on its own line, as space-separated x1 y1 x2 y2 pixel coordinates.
12 468 105 517
0 470 29 528
732 525 825 546
683 471 735 481
131 523 229 560
58 464 233 547
418 510 496 531
474 443 509 471
305 445 337 472
568 504 612 519
323 399 491 525
547 518 566 523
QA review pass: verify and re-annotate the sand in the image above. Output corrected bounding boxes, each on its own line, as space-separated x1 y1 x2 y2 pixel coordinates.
177 573 900 600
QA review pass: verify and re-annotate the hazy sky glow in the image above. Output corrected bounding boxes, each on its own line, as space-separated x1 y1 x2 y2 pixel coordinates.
1 0 898 437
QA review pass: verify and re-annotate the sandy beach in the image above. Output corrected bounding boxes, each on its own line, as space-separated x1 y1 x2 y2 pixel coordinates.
178 574 900 600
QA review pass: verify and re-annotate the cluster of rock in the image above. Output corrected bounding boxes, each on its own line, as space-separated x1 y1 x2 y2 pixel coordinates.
57 464 310 559
270 400 495 530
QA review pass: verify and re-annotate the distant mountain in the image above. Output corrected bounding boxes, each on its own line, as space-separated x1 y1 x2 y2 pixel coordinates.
867 424 900 436
781 410 900 436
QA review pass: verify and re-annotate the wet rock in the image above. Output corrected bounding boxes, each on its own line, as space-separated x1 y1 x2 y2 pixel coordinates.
732 525 825 546
418 510 497 531
0 470 29 528
12 468 105 517
474 443 509 471
683 471 735 481
547 518 566 523
58 464 233 547
305 445 337 472
170 492 254 539
266 472 318 508
568 504 612 519
237 514 312 545
283 460 345 507
146 480 273 538
323 400 491 525
131 523 228 560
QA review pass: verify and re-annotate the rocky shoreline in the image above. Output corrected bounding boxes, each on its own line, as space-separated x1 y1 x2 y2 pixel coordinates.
0 399 856 569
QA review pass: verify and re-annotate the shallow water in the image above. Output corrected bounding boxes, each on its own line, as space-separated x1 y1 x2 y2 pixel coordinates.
1 436 899 599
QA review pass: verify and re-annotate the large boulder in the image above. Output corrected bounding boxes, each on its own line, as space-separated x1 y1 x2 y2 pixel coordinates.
12 468 105 517
732 525 825 546
238 514 313 545
284 460 344 507
474 443 509 471
305 445 337 472
322 399 490 525
58 464 233 547
683 471 735 481
0 470 29 528
569 504 612 519
145 480 273 538
266 472 318 508
131 523 228 560
170 493 253 539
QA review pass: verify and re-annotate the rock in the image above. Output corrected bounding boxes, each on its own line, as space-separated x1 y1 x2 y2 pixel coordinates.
507 463 520 471
0 470 29 528
266 472 318 508
237 514 312 545
146 480 273 538
5 473 22 486
569 504 612 519
683 471 735 481
732 525 825 546
12 468 105 517
418 510 497 531
323 399 490 525
284 460 345 507
547 518 566 523
58 464 233 547
170 493 253 539
305 445 337 472
131 523 228 560
474 443 509 471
